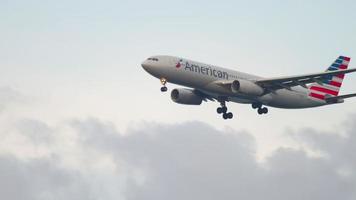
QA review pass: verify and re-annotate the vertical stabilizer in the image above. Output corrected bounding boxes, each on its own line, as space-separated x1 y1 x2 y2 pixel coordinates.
309 56 351 100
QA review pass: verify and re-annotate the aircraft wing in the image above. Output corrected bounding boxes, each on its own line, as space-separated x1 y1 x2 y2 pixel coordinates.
193 89 216 102
255 68 356 90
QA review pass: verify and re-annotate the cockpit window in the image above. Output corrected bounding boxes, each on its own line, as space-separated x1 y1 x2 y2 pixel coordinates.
147 57 159 61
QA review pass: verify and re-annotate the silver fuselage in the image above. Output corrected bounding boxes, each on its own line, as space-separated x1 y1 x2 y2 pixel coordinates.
142 55 326 109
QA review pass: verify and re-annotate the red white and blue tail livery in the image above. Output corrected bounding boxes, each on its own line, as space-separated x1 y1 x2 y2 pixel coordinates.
309 56 350 100
142 55 356 120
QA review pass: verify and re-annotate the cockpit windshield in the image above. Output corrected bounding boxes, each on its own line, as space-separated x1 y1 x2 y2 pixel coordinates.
147 57 159 61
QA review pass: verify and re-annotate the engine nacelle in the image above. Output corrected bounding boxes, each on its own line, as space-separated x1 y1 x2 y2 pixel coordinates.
231 79 264 96
171 88 203 105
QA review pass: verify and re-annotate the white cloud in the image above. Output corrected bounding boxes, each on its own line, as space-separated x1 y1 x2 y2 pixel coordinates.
0 86 27 113
0 116 355 200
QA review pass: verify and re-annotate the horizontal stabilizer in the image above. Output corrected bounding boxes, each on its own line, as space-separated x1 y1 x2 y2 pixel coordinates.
325 93 356 103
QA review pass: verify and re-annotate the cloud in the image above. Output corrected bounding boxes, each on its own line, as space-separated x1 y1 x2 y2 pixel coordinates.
0 117 355 200
0 86 27 113
70 118 356 200
290 114 356 181
0 155 90 200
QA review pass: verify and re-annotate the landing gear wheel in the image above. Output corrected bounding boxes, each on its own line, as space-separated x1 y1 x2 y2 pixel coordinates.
262 107 268 114
160 86 168 92
258 108 264 115
258 107 268 115
222 113 228 120
227 112 233 119
217 107 228 115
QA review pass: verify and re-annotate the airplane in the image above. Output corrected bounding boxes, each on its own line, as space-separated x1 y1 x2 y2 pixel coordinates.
141 55 356 119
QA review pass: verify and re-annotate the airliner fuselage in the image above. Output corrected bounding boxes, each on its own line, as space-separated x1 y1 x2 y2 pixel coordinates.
141 55 355 119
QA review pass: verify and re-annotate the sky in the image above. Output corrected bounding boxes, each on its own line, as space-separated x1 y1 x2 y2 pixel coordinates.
1 0 356 199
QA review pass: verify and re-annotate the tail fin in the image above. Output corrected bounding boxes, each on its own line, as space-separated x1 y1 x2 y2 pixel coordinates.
309 56 351 100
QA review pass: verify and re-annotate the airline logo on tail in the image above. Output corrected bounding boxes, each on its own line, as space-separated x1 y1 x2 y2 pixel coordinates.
309 56 351 100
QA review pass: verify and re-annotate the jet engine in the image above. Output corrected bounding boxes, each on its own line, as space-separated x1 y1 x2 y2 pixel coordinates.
171 88 203 105
231 79 264 96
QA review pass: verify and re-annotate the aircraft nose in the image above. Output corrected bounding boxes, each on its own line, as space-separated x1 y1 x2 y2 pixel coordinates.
141 60 150 71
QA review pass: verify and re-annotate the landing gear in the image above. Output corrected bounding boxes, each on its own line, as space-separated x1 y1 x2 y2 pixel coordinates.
257 107 268 114
216 106 227 114
160 78 167 92
252 102 261 109
217 100 233 120
223 112 233 119
160 86 167 92
252 102 268 115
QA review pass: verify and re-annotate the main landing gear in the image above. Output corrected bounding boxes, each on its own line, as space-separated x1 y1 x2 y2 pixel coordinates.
217 101 233 120
160 77 168 92
252 102 268 115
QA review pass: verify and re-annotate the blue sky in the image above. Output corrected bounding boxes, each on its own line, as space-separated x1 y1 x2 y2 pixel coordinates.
0 1 356 199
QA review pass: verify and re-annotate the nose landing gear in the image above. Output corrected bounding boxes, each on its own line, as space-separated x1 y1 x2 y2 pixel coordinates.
252 102 268 115
217 101 233 120
160 78 168 92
